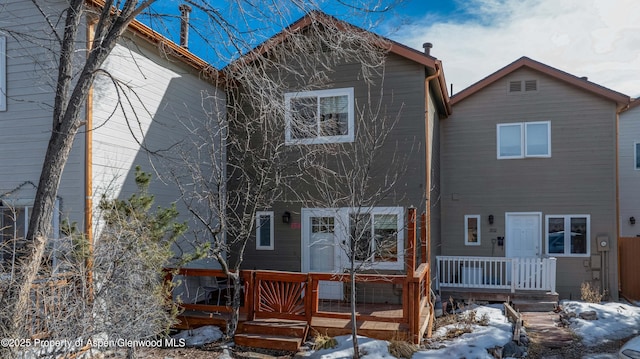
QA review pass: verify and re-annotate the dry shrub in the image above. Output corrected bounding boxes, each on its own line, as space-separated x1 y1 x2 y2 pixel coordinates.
388 339 417 359
312 331 338 351
581 281 604 303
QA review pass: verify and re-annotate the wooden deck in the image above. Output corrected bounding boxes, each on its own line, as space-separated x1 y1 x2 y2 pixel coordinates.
165 209 434 349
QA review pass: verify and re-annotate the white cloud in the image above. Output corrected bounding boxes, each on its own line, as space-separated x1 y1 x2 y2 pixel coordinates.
392 0 640 97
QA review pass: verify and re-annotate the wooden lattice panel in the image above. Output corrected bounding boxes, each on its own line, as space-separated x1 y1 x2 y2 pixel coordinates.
258 280 305 316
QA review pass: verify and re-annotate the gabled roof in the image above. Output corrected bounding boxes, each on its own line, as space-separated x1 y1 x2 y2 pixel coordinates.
86 0 220 82
451 56 630 109
228 10 451 116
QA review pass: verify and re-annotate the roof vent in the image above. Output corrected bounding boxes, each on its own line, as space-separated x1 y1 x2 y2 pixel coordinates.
179 4 192 49
422 42 433 56
581 76 588 81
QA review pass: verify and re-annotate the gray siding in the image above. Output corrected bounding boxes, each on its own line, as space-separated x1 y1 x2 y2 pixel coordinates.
0 0 225 269
0 0 86 225
240 52 433 272
443 67 618 299
619 106 640 237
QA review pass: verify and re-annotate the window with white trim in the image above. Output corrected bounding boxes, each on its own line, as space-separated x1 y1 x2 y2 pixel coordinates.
0 198 60 266
0 36 6 111
284 88 354 145
497 121 551 159
349 207 404 270
545 215 590 256
464 215 480 246
256 211 274 250
634 142 640 170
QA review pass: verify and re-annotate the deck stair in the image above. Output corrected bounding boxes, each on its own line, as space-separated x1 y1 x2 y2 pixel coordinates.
234 319 309 351
511 291 559 312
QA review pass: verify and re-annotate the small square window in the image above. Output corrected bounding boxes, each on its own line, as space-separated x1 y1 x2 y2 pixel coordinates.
464 215 481 246
256 211 274 250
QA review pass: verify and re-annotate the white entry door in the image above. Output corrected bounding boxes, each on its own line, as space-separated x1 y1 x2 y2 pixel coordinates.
505 212 542 258
301 209 343 300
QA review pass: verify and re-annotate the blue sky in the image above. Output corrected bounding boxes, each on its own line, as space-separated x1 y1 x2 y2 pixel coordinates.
139 0 640 97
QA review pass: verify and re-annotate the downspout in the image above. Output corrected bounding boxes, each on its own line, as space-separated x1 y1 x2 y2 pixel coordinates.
424 58 441 265
85 19 96 302
615 102 629 298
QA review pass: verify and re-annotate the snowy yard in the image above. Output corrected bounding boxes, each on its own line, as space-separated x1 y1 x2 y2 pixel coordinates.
301 300 640 358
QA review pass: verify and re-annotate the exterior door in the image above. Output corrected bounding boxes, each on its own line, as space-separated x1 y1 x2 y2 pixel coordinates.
301 209 343 300
505 212 542 258
505 212 542 285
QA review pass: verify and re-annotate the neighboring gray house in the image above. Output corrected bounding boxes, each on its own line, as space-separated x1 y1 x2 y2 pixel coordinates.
233 12 450 300
0 0 224 266
440 57 629 300
619 99 640 238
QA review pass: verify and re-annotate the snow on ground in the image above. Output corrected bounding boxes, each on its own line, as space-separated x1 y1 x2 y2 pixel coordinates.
562 300 640 346
305 301 640 359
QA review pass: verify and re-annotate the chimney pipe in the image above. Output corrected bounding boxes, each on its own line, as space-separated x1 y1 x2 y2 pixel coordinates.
179 4 192 49
422 42 433 56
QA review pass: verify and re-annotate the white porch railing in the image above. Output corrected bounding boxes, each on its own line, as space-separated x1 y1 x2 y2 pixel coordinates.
436 256 557 293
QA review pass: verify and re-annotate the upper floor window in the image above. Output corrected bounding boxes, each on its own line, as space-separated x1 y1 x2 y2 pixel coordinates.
256 211 274 250
497 121 551 159
284 88 354 145
0 36 6 111
545 215 590 256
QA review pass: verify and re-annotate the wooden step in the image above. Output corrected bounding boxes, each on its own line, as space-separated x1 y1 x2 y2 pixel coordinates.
512 300 557 312
234 333 303 351
238 319 308 337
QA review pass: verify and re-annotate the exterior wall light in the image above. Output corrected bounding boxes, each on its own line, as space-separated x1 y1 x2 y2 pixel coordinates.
282 211 291 224
488 214 494 225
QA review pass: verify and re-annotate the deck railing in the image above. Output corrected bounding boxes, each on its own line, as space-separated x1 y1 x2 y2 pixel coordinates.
165 208 433 344
165 265 431 343
436 256 557 293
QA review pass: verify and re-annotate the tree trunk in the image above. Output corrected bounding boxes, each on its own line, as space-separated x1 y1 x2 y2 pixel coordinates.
226 272 242 338
350 260 359 359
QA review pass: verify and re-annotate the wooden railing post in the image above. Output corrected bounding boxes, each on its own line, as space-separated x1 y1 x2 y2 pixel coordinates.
420 212 427 265
407 207 417 276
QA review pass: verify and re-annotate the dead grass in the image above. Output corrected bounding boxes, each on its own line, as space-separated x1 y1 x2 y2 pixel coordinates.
580 281 605 303
312 331 338 351
388 339 418 359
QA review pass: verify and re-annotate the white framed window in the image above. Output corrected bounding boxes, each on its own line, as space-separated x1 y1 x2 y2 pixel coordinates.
0 198 60 266
284 87 354 145
464 215 481 246
256 211 274 250
545 215 590 257
349 207 404 270
0 36 6 111
634 142 640 170
497 121 551 159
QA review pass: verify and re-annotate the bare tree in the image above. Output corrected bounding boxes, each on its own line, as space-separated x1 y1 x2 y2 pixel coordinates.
173 12 400 336
0 2 157 355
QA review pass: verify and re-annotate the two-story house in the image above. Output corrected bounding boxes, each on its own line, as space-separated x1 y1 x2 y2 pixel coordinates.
439 57 629 300
0 0 224 267
229 11 450 302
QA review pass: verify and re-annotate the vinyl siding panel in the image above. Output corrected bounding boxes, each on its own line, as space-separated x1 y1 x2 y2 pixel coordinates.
443 67 618 299
239 52 431 272
92 32 225 262
0 0 86 225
